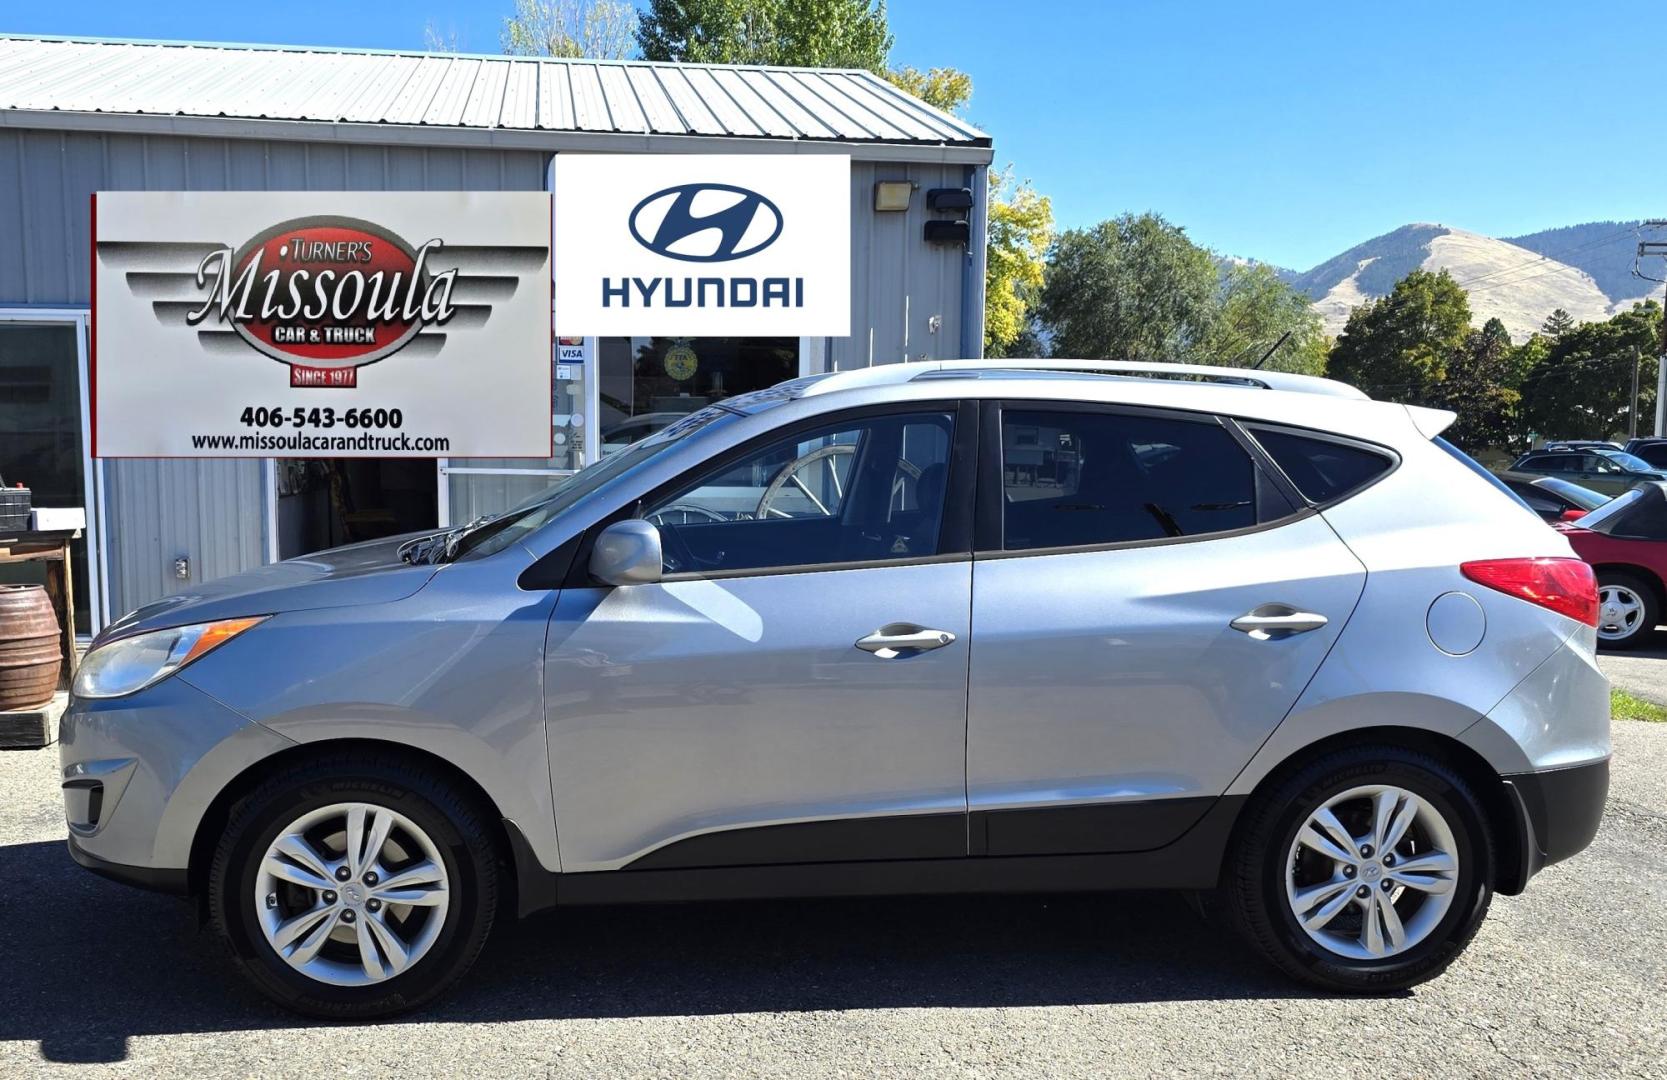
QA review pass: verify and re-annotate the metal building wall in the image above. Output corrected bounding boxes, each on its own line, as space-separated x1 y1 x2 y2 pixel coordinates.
1 128 983 619
836 159 986 369
0 129 547 618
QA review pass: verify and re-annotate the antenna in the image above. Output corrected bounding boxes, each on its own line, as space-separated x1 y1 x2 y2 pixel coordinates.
1252 330 1293 370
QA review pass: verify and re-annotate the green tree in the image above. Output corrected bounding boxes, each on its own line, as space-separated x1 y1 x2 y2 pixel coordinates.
883 66 972 113
1202 262 1327 375
502 0 637 58
637 0 892 68
1437 318 1520 449
1039 213 1219 361
983 168 1053 358
1505 333 1550 391
1540 307 1576 339
636 1 971 113
1325 269 1472 402
1519 301 1662 441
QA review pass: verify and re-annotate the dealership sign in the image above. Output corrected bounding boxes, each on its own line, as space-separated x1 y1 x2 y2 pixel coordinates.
553 154 850 336
93 192 551 458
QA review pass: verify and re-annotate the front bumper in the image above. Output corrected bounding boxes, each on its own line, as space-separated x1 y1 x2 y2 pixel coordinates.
58 676 294 885
67 833 188 894
1502 757 1610 887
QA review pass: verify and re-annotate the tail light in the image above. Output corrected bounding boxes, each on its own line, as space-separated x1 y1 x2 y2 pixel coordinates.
1460 558 1599 627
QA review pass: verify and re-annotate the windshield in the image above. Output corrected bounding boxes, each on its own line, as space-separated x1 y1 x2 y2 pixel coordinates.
1570 486 1643 531
447 405 741 562
1598 450 1657 473
1533 476 1608 511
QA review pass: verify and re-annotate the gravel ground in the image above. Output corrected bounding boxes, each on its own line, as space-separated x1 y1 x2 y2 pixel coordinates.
1 724 1663 1079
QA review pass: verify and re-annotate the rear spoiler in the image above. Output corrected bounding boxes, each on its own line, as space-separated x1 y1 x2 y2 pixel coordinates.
1406 405 1457 439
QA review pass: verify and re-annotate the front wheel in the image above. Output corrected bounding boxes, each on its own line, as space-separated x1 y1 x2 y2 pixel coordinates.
207 754 500 1018
1222 746 1494 993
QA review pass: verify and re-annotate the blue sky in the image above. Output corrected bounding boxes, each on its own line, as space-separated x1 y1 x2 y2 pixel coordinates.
1 1 1654 269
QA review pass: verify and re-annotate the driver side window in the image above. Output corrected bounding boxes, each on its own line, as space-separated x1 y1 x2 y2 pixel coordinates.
643 411 955 576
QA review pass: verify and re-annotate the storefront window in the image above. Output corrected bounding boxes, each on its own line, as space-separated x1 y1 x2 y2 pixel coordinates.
443 336 801 523
0 322 91 630
599 337 798 456
444 345 587 523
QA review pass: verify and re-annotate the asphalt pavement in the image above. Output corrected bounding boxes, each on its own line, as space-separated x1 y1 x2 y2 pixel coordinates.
1598 634 1667 704
1 723 1663 1079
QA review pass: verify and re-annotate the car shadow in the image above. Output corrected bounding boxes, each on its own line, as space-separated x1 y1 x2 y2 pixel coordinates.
1599 629 1667 657
0 838 1318 1062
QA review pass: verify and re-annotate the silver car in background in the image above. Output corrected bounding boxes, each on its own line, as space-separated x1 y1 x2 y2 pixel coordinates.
60 360 1610 1017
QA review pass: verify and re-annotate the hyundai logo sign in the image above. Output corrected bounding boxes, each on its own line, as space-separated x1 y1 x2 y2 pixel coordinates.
554 154 849 335
628 183 784 262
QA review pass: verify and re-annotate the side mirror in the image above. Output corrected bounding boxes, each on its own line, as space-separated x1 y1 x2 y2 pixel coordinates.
589 519 663 586
1560 508 1588 523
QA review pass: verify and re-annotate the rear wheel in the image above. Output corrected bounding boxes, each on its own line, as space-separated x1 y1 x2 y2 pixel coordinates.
1596 570 1658 649
207 754 499 1018
1222 745 1493 992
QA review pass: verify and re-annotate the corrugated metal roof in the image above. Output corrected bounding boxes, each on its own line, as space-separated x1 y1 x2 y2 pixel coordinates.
0 35 990 152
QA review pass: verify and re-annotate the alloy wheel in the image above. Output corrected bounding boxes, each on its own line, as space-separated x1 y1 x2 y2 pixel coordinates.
1597 584 1646 642
253 802 451 987
1284 784 1459 961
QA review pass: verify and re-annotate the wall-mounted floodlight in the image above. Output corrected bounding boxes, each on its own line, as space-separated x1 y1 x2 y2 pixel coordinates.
874 180 914 212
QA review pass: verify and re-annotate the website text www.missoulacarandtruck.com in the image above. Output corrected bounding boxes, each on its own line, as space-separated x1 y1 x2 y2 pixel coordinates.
190 431 451 452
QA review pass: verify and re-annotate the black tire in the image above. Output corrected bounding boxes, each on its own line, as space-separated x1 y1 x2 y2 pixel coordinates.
1221 745 1494 993
207 752 500 1019
1596 570 1659 650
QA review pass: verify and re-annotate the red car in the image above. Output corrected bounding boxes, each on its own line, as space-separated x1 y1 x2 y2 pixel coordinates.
1557 481 1667 648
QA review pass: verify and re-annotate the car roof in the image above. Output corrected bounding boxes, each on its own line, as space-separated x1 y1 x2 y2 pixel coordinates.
752 359 1452 450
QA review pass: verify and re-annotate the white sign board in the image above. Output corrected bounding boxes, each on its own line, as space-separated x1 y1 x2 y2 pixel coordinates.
553 154 850 337
93 192 552 458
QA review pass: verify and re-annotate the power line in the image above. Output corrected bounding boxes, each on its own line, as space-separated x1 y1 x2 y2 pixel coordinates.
1444 224 1641 291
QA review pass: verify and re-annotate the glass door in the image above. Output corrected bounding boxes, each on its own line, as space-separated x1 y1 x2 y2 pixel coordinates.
438 339 587 524
0 313 99 634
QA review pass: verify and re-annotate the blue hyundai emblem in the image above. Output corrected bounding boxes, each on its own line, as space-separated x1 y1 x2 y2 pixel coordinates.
628 183 784 262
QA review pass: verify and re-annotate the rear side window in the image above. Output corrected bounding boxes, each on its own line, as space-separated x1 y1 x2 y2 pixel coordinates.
1250 427 1394 504
999 409 1290 551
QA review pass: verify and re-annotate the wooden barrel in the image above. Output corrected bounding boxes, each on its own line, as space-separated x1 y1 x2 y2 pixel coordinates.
0 584 61 710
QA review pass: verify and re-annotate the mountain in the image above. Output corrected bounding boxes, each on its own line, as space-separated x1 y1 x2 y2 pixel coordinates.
1502 221 1661 311
1284 221 1663 341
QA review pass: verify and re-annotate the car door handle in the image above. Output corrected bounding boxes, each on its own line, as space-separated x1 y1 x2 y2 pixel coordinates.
1230 606 1329 640
854 624 957 658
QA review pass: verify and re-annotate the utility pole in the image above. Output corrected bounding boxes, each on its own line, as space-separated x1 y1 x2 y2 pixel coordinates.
1639 223 1667 436
1633 349 1642 440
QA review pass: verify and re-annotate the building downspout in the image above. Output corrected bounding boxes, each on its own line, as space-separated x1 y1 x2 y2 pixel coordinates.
959 164 989 360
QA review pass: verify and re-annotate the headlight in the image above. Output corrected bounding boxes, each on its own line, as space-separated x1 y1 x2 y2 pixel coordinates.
73 617 266 699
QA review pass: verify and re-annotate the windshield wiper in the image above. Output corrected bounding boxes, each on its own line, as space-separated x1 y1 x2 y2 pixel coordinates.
400 516 493 565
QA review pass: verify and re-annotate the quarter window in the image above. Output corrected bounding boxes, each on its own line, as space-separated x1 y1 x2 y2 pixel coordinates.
1250 427 1395 503
999 409 1278 551
643 411 955 575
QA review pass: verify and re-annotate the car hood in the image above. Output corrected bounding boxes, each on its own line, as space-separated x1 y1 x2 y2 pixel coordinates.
98 530 444 642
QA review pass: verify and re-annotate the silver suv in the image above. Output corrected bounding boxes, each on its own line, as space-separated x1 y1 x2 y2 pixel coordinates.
61 360 1610 1017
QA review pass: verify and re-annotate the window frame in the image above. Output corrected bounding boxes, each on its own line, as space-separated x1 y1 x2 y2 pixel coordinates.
561 399 978 586
972 399 1312 559
1239 421 1402 510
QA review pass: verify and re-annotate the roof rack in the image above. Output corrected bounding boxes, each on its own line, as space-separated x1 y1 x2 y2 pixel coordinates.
919 359 1368 400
